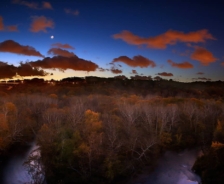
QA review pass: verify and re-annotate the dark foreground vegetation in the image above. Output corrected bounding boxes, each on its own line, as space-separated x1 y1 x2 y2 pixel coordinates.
0 80 224 183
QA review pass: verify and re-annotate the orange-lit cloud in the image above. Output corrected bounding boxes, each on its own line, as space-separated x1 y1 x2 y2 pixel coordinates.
157 72 173 77
0 61 47 79
64 8 79 16
110 67 122 74
51 43 74 50
12 0 53 10
29 56 98 72
0 40 44 57
30 16 54 33
112 55 156 68
196 72 204 75
190 47 217 65
0 16 18 32
221 62 224 66
167 59 193 69
113 29 215 49
47 48 75 57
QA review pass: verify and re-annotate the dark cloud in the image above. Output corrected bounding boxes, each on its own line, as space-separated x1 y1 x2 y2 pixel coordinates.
131 75 152 80
64 8 79 16
48 48 75 57
192 77 211 81
30 16 54 33
110 67 122 74
51 43 74 50
196 72 204 75
191 47 217 66
113 29 215 49
29 56 98 72
0 40 44 57
167 59 193 69
112 55 156 68
0 61 47 79
157 72 173 77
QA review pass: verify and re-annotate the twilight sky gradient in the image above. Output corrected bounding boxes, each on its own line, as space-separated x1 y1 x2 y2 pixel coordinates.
0 0 224 82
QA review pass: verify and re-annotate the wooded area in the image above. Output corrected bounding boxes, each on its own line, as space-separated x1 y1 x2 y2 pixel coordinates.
0 81 224 183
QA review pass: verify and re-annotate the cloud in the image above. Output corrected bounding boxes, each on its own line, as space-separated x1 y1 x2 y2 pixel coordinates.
192 77 211 81
0 16 4 30
221 62 224 66
167 59 193 69
0 61 47 79
0 16 18 32
196 72 204 75
29 56 98 72
113 29 215 49
0 40 44 57
12 0 53 9
47 48 75 57
157 72 173 77
51 43 74 50
98 67 109 72
64 8 79 16
131 69 138 74
112 55 156 68
6 25 18 32
42 1 53 9
110 67 122 74
131 75 152 80
190 47 217 65
30 16 54 33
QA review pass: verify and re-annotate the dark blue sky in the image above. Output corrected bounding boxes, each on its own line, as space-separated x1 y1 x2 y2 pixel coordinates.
0 0 224 81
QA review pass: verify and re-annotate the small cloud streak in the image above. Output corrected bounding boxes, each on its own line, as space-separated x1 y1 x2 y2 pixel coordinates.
64 8 79 16
47 48 75 57
30 16 54 33
112 55 156 68
6 25 18 32
157 72 173 77
0 16 18 32
0 40 44 57
51 43 74 50
196 72 204 75
113 29 215 49
131 69 138 74
0 16 4 30
221 62 224 66
29 56 98 72
192 77 211 81
190 47 217 66
167 59 193 69
12 0 53 10
0 61 47 79
42 1 53 9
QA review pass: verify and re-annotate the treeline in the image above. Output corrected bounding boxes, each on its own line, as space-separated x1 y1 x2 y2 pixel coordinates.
1 93 224 183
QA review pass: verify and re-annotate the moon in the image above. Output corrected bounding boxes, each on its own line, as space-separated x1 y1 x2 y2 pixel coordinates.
50 35 54 39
